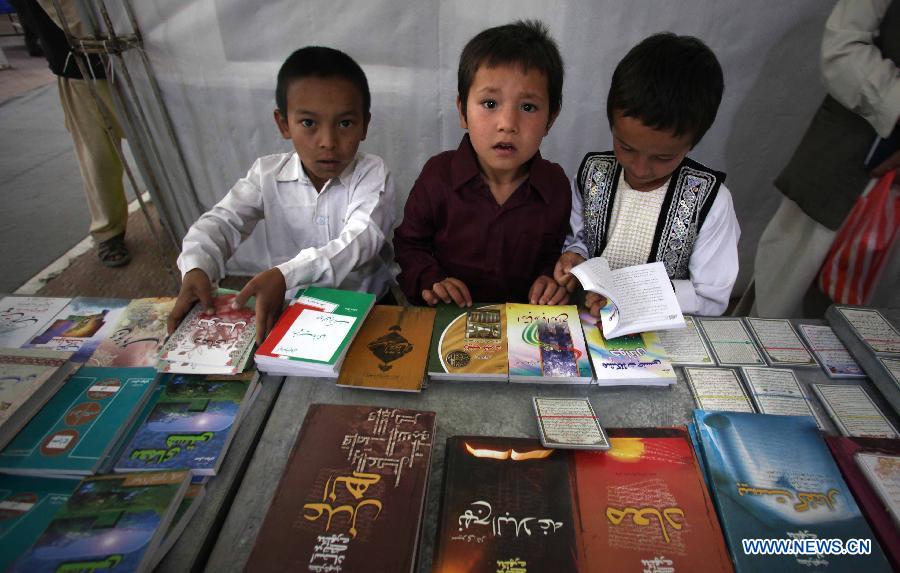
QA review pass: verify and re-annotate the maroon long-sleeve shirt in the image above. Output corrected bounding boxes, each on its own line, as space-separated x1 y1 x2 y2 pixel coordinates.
393 135 571 304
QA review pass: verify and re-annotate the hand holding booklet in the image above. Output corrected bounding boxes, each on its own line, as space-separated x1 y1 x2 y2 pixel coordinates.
569 257 684 338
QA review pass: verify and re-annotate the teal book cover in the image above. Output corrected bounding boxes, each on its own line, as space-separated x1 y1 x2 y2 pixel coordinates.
113 372 255 476
0 367 157 475
694 410 891 572
0 474 80 571
8 471 190 573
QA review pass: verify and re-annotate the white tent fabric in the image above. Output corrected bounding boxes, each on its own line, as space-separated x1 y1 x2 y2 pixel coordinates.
91 0 837 295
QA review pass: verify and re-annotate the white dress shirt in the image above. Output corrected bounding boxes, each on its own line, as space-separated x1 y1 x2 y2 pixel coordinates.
563 171 741 316
177 151 395 297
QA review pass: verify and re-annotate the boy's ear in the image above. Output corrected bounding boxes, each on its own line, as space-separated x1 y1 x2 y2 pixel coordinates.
546 110 560 134
274 109 291 139
361 112 371 141
456 96 468 130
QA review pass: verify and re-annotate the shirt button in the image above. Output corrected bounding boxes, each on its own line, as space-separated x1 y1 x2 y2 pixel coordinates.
316 216 327 225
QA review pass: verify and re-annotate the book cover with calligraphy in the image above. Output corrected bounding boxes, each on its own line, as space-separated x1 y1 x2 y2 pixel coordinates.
337 305 436 392
432 436 580 573
506 304 593 384
580 310 676 386
0 367 158 476
113 371 258 476
0 296 70 349
427 304 509 382
0 474 79 572
24 297 129 363
825 436 900 571
89 297 175 368
694 411 891 572
574 428 732 572
8 470 191 573
0 348 78 451
246 404 435 572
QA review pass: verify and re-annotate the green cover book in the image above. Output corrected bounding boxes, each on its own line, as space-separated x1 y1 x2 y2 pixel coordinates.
426 303 508 381
0 367 157 476
0 474 80 572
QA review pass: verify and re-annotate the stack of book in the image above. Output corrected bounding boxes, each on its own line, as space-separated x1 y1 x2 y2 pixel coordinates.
159 292 256 375
427 303 509 382
22 296 129 362
580 309 676 386
255 287 375 377
0 296 71 349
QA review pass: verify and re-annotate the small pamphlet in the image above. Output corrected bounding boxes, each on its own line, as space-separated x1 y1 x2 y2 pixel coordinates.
532 397 610 450
655 315 714 366
697 317 765 366
879 357 900 387
684 367 755 412
837 307 900 354
740 367 824 429
746 318 816 367
797 324 866 378
811 383 899 439
569 257 684 339
856 452 900 530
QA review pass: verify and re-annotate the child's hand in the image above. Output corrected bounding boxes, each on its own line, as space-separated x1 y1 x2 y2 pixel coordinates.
168 269 214 334
529 275 569 305
232 268 287 344
553 251 586 292
422 278 472 307
585 291 609 317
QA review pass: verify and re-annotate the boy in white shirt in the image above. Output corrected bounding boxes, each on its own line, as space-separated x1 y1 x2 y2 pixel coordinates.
168 46 394 340
554 33 740 316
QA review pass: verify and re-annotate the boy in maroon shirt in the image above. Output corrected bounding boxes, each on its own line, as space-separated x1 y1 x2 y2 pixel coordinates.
393 20 571 307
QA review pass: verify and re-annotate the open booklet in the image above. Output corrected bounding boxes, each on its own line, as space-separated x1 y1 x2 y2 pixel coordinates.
570 257 684 338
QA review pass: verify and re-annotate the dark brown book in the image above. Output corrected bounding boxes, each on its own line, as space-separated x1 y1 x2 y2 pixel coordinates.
432 436 580 572
337 305 436 392
246 404 436 573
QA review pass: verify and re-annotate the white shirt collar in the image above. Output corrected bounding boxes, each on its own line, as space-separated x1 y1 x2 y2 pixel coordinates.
276 152 360 189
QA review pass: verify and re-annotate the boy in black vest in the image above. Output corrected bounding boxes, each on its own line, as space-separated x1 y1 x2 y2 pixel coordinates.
555 33 740 316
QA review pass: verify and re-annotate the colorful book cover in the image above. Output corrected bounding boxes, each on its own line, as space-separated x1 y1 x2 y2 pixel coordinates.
114 372 257 475
0 367 158 475
694 410 891 572
432 436 579 572
152 483 206 568
159 294 256 371
580 310 676 385
574 428 733 572
89 297 175 368
825 436 900 572
24 297 128 363
506 304 593 383
246 404 435 573
337 305 436 392
0 474 80 572
426 304 508 381
9 470 191 573
0 296 70 349
0 349 77 449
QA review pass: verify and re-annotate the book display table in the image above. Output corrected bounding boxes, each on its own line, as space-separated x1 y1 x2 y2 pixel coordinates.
207 317 899 572
156 375 283 572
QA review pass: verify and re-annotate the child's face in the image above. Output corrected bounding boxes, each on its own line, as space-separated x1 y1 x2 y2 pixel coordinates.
611 111 693 192
275 77 369 191
458 64 557 182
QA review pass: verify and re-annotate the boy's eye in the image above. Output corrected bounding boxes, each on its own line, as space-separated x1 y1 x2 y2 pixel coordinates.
481 100 497 110
338 120 354 128
521 103 537 113
299 119 315 128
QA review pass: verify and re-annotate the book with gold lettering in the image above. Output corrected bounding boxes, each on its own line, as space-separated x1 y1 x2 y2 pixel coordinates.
694 411 891 572
432 436 580 572
337 305 436 392
8 470 191 573
246 404 435 572
574 428 732 572
427 304 509 382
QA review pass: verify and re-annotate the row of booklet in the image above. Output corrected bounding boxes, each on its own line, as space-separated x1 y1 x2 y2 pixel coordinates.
236 404 899 572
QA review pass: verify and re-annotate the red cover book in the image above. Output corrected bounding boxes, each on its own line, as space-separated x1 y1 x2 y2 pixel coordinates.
574 428 733 572
254 303 320 358
825 436 900 571
246 404 435 572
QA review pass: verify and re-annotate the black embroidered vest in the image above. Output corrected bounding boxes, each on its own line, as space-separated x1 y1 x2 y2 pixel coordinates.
576 152 725 280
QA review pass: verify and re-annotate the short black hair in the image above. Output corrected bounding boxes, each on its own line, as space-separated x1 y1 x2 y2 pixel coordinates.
607 33 724 146
275 46 371 118
457 20 564 119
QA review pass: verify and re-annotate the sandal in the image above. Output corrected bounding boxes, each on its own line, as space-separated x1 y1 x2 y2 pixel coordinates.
97 234 132 268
